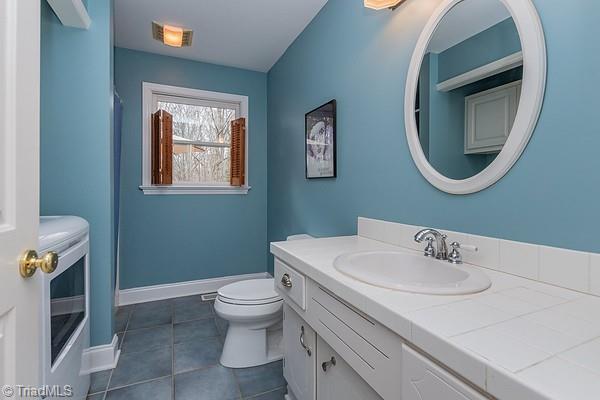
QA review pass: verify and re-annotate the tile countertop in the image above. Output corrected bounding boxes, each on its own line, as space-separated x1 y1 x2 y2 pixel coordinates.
270 236 600 400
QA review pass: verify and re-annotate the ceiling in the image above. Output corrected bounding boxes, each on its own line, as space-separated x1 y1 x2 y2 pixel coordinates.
427 0 513 54
114 0 329 73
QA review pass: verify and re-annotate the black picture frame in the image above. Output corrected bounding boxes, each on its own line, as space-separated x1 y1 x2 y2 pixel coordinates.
305 100 337 179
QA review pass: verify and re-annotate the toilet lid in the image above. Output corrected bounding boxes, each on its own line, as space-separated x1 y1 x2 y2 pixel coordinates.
218 279 281 305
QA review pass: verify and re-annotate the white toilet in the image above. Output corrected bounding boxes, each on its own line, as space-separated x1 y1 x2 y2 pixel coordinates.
215 234 313 368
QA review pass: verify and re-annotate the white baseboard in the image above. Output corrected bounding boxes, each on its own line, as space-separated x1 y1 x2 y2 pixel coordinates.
81 334 120 374
117 272 271 306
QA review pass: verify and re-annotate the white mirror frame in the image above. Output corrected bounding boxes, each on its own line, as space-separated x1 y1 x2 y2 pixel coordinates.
404 0 546 194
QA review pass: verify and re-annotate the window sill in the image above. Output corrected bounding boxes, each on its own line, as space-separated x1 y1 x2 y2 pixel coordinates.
139 185 251 195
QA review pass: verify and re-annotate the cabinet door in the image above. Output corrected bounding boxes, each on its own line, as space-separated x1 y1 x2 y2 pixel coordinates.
316 336 383 400
465 81 521 154
283 304 316 400
402 346 486 400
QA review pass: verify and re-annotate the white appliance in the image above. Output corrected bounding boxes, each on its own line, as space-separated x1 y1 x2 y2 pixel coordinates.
38 216 90 399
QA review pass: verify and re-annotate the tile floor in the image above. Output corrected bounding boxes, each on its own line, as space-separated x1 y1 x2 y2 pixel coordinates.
87 296 286 400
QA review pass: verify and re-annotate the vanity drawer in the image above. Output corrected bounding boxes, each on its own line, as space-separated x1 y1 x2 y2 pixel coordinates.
309 285 402 399
274 258 306 310
310 285 402 357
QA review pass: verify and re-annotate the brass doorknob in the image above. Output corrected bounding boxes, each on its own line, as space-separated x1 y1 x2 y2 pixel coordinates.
19 250 58 278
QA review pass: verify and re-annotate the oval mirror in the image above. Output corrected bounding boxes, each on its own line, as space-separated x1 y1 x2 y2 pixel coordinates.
404 0 546 194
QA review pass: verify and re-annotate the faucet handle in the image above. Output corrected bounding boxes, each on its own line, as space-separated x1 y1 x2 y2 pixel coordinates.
448 242 463 264
423 237 436 258
447 242 478 264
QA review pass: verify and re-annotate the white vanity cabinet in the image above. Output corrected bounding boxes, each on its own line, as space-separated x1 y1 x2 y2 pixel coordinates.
283 305 384 400
283 304 316 400
402 346 487 400
316 336 383 400
276 257 491 400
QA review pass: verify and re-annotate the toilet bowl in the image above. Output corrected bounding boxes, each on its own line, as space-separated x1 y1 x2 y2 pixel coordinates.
215 233 314 368
214 278 284 368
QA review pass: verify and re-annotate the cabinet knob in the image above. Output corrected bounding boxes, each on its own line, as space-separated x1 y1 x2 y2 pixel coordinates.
281 273 292 288
322 356 336 372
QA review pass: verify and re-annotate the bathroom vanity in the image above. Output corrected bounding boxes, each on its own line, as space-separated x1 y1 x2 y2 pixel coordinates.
271 218 600 400
274 242 488 400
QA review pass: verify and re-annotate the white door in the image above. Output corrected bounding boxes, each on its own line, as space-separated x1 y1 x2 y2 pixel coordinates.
283 304 315 400
316 336 383 400
0 0 42 393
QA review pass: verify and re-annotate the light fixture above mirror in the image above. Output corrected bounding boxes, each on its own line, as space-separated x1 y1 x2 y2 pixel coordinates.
152 21 193 48
364 0 406 10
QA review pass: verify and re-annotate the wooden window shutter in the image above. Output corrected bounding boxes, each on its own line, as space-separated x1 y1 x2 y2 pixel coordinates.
151 109 173 185
230 117 246 186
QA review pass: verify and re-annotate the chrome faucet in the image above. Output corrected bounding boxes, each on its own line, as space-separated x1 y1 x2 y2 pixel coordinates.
414 229 448 261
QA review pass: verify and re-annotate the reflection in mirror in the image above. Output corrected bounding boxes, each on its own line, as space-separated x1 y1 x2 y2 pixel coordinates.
415 0 522 180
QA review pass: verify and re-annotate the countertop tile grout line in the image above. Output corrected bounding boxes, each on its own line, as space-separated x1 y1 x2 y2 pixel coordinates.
437 296 587 341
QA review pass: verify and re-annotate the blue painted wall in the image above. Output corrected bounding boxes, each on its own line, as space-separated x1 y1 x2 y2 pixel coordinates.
115 48 268 289
438 18 521 82
41 0 115 346
267 0 600 264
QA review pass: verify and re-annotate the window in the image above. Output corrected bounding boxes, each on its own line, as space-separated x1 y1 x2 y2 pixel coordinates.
141 83 249 195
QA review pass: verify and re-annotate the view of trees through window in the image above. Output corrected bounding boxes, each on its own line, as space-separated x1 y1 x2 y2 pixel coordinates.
158 100 236 184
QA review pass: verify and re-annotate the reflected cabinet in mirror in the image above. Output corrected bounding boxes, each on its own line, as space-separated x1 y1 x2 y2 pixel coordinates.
405 0 546 194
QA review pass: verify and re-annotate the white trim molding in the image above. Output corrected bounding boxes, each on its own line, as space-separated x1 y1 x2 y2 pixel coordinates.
404 0 546 194
139 184 250 195
80 334 120 374
46 0 91 29
118 272 271 306
436 51 523 92
141 82 250 195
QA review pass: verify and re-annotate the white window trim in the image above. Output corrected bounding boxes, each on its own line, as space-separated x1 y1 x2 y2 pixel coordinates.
141 82 250 195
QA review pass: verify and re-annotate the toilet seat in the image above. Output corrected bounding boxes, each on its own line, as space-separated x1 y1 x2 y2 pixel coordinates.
217 278 281 306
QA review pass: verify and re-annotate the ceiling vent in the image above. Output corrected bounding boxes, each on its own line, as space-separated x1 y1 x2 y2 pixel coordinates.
152 21 193 48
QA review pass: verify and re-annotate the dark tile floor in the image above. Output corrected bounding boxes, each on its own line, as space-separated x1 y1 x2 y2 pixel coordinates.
87 295 286 400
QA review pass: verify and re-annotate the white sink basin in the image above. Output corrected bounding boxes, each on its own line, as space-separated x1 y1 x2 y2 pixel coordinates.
333 251 491 295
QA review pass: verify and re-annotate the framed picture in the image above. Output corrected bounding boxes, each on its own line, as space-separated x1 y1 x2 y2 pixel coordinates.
305 100 337 179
